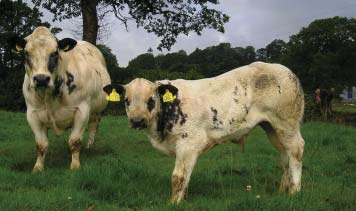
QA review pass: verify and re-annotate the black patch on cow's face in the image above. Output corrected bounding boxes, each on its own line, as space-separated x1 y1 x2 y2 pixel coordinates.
66 71 76 94
53 75 63 97
48 50 59 73
147 97 155 112
156 95 187 141
211 107 223 129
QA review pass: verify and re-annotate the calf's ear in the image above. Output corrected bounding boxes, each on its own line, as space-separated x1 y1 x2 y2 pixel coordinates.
103 84 125 98
157 84 178 96
58 38 77 52
157 84 179 103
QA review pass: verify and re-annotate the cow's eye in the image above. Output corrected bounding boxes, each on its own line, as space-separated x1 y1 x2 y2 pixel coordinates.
147 97 155 112
48 50 59 72
125 97 130 107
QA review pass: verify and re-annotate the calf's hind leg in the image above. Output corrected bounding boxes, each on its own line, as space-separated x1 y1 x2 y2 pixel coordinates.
261 122 304 193
280 131 304 193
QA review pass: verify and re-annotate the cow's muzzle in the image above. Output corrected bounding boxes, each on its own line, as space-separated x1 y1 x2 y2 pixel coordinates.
130 118 147 129
33 74 50 88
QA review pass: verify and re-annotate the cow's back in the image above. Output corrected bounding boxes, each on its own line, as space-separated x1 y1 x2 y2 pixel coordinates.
158 62 304 138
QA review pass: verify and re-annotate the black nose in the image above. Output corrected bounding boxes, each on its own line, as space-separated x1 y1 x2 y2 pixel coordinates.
130 118 147 129
34 74 50 87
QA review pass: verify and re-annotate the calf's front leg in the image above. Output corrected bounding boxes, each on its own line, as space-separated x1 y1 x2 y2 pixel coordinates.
171 148 199 204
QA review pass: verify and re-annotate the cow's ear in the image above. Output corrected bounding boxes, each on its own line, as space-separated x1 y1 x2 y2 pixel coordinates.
9 36 26 52
58 38 77 52
157 84 178 103
103 84 125 102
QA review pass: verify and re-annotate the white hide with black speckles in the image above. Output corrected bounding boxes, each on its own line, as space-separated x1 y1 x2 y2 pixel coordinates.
119 62 305 204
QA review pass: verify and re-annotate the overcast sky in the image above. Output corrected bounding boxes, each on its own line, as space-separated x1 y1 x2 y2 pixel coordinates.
29 0 356 67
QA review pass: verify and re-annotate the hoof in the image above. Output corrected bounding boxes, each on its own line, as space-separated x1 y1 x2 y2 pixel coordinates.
70 161 80 170
32 164 44 173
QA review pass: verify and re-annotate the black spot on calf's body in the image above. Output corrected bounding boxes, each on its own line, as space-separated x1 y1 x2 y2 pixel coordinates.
181 133 188 139
211 107 223 129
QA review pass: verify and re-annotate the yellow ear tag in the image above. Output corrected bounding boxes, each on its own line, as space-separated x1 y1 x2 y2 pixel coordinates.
63 45 70 51
16 44 23 52
106 89 120 102
162 89 176 103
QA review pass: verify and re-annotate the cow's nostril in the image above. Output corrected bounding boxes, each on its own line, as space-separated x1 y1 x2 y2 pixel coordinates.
33 74 50 87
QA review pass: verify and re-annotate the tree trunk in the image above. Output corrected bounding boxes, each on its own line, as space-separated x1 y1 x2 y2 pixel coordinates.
81 0 98 45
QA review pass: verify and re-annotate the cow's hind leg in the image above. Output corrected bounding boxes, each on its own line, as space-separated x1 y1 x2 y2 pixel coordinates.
86 115 100 148
68 105 90 169
260 122 304 193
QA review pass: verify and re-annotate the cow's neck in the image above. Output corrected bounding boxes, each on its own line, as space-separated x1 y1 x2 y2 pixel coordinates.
152 97 187 142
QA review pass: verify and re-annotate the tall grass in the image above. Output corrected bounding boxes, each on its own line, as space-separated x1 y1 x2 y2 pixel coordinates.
0 110 355 210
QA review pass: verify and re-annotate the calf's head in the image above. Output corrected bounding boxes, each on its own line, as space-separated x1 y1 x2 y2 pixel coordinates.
104 78 178 129
12 27 76 89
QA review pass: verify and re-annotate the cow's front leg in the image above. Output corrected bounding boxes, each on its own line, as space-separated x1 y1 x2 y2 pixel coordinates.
27 112 48 172
69 104 90 169
171 148 199 204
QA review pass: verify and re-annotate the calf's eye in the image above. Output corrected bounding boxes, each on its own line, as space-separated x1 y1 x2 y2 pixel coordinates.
147 97 155 112
125 97 130 107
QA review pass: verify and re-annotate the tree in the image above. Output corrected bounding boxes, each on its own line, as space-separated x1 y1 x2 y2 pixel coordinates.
282 16 356 90
127 53 156 70
32 0 229 49
265 39 286 62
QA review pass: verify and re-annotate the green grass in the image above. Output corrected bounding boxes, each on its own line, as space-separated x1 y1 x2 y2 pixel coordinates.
0 110 355 210
333 104 356 113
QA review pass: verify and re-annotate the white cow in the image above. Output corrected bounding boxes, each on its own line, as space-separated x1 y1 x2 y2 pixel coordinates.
13 27 111 171
104 62 305 203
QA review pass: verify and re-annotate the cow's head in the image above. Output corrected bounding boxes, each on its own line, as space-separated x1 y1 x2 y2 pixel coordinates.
12 27 77 89
103 78 178 129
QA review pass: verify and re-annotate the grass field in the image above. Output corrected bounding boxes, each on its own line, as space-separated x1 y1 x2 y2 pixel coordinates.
0 110 355 210
333 104 356 113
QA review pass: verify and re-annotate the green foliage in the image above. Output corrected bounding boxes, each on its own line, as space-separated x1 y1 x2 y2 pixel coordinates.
281 17 356 89
0 111 355 210
32 0 229 50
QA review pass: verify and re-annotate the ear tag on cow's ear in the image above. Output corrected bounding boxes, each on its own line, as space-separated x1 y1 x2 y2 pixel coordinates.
63 45 70 51
16 44 23 52
162 89 176 103
106 89 120 102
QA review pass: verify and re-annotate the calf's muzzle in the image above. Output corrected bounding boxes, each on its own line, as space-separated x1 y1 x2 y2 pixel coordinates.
130 118 147 129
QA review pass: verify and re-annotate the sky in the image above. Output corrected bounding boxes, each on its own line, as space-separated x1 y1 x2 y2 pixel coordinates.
27 0 356 67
